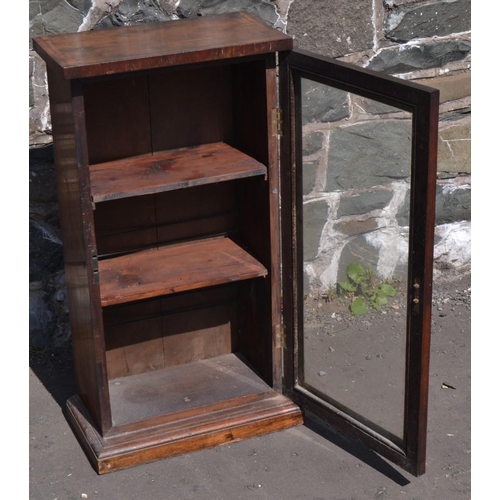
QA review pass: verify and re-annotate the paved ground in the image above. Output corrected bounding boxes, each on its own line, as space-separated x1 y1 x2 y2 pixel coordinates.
29 272 470 500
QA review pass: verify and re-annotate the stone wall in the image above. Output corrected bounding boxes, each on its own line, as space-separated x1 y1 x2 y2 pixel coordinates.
29 0 471 347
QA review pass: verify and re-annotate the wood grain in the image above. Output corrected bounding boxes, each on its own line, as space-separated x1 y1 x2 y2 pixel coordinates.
33 12 293 79
66 378 303 474
82 76 151 165
98 236 267 307
90 143 267 203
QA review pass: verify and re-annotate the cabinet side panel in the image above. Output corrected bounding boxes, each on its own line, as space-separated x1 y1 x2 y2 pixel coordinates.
149 66 233 151
47 69 111 432
83 76 152 164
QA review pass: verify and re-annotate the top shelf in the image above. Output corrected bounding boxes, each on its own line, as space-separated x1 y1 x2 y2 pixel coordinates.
90 142 267 203
32 12 293 80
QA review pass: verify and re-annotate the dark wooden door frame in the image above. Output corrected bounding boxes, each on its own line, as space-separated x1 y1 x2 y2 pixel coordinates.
279 49 439 476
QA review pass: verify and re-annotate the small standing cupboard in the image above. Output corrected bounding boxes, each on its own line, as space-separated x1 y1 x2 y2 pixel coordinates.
33 13 439 476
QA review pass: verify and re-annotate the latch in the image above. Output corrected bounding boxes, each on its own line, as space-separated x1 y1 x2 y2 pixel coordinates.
275 324 285 348
412 281 420 304
272 108 283 136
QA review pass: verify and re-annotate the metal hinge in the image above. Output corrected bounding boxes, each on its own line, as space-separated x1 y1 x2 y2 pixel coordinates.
272 108 283 136
275 323 285 348
91 252 100 284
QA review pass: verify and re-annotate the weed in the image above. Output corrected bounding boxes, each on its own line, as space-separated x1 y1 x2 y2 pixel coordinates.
337 262 396 316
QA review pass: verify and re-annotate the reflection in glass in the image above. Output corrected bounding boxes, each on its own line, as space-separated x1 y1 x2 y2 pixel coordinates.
300 78 412 441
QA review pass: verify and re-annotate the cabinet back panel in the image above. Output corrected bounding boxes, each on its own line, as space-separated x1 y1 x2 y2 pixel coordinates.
155 182 237 244
162 304 236 368
94 182 238 256
105 316 164 379
83 76 152 164
103 285 239 379
232 60 269 165
94 195 157 256
149 66 233 151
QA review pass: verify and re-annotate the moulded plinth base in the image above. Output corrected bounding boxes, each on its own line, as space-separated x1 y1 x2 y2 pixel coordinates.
66 390 303 474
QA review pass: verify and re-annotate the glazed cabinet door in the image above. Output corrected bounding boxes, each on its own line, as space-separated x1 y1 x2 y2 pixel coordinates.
280 49 439 476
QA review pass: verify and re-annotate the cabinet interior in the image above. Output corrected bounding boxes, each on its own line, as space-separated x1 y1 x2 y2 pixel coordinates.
85 58 276 426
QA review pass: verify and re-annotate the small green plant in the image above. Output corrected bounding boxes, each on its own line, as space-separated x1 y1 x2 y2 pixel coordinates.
337 262 396 316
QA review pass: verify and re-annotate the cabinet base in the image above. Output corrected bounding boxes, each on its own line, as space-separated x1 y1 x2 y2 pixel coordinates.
66 391 303 474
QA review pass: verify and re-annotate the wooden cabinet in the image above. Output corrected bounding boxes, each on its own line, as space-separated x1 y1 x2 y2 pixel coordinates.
33 12 439 476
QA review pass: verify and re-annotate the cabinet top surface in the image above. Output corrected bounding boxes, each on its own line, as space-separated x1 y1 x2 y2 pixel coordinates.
33 12 293 80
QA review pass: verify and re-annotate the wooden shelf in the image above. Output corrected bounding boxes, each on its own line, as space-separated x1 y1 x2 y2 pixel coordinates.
90 142 268 203
98 236 267 307
108 353 275 427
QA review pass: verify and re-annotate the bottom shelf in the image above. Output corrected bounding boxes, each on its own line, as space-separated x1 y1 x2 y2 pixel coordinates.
108 354 275 427
66 354 303 474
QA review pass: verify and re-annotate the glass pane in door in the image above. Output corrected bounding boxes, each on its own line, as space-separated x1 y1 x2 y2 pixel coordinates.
300 77 412 441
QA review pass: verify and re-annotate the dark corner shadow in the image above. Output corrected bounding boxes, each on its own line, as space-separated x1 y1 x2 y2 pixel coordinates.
302 410 411 486
30 144 76 410
29 344 77 410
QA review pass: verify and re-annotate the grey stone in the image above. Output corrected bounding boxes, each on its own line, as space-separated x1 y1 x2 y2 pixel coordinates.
302 160 318 195
97 0 171 28
30 272 70 348
354 96 406 116
29 147 58 204
29 18 46 47
30 287 54 348
367 41 471 74
386 0 471 42
416 71 471 104
303 199 329 261
338 230 407 282
36 3 84 35
337 236 380 282
29 57 35 108
396 191 410 226
67 0 93 14
29 1 42 20
177 0 201 17
301 78 349 125
335 218 379 238
337 189 394 218
326 120 412 191
29 52 52 146
437 120 471 174
197 0 278 26
396 181 470 226
287 0 373 58
48 272 71 346
303 270 310 297
33 0 62 17
155 0 179 16
440 108 471 123
29 219 63 282
303 131 324 156
435 185 471 224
